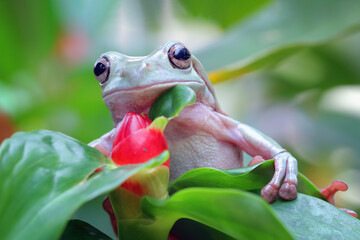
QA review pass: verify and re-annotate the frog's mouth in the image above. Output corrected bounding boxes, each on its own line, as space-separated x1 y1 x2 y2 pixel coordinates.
103 80 204 125
102 80 202 99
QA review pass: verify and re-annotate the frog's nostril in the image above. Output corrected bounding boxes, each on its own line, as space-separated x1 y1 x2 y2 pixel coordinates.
94 62 106 76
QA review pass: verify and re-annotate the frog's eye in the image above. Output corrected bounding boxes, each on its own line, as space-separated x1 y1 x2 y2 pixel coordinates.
168 44 191 69
94 56 110 84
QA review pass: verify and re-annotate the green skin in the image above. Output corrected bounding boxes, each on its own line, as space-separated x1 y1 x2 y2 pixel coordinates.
89 41 298 203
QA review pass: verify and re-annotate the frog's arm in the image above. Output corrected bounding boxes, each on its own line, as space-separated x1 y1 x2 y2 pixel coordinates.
234 122 298 203
191 105 298 203
88 129 116 157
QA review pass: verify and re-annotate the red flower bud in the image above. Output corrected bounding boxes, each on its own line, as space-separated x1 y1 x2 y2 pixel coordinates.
111 112 170 168
112 113 152 147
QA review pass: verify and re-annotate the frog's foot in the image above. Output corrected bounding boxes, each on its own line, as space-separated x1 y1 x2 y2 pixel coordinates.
261 151 298 203
94 144 111 157
320 180 358 218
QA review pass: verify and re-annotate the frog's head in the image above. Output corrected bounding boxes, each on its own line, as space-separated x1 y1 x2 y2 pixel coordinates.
93 41 222 126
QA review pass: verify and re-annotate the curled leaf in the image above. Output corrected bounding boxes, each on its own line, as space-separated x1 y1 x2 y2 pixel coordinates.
149 85 196 120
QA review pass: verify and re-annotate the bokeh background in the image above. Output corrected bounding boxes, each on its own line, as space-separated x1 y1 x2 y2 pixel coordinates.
1 0 360 236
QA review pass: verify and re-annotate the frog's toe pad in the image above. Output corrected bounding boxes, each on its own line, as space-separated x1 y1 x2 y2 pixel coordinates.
279 181 297 200
261 184 278 203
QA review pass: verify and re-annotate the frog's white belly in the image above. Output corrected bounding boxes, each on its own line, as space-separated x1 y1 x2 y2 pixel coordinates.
165 126 243 180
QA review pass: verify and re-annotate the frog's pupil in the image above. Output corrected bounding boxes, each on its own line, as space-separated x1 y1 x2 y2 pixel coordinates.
94 62 106 76
173 47 190 61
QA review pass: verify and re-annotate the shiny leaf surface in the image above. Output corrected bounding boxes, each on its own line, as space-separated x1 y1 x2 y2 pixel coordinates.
118 188 294 240
273 194 360 240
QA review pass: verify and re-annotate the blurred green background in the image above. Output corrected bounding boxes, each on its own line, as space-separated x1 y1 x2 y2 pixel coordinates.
1 0 360 236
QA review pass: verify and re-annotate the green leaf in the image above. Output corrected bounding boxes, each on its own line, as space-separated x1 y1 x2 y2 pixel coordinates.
0 130 167 240
199 0 360 79
149 85 196 120
272 193 360 240
208 44 309 83
118 188 294 240
176 0 272 29
169 160 324 199
147 116 169 132
60 219 112 240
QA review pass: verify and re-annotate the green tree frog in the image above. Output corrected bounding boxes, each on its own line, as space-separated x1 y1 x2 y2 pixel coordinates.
89 41 298 203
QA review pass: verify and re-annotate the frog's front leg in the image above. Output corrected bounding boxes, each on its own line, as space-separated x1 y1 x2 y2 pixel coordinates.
235 122 298 203
177 104 298 203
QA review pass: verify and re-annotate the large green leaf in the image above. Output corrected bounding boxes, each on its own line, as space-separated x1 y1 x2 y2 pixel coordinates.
118 188 294 240
169 160 324 199
208 44 309 83
198 0 360 80
0 130 168 240
60 219 112 240
273 194 360 240
175 0 272 29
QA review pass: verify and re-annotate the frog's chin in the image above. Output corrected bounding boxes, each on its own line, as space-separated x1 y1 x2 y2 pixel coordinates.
103 81 206 126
